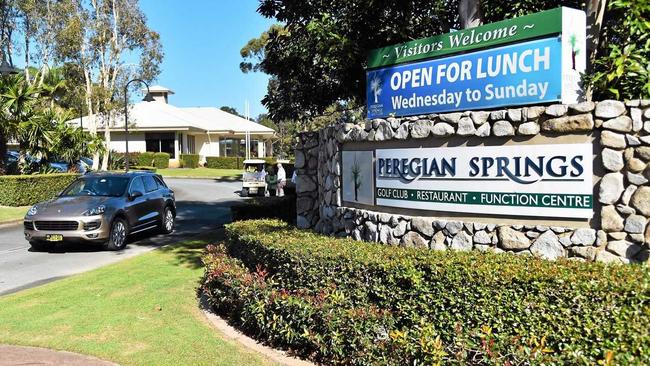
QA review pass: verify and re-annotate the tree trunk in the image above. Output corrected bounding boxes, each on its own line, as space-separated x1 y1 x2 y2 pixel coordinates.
101 113 111 171
459 0 482 29
585 0 607 100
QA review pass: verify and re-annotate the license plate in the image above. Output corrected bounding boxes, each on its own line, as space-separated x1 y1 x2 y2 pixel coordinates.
46 234 63 242
250 188 258 193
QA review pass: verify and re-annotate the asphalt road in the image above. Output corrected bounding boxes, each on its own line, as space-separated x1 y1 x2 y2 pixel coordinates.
0 178 243 296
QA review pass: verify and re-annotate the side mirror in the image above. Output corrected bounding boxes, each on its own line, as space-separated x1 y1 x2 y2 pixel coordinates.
129 190 143 200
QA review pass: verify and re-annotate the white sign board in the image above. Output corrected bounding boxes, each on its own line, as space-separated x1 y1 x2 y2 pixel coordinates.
374 144 593 218
342 151 374 205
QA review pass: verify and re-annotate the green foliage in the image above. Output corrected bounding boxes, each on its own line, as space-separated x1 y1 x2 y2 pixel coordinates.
109 151 141 170
138 152 155 167
201 219 650 365
230 196 296 225
205 157 242 169
130 166 156 172
247 1 459 120
0 74 104 175
585 0 650 99
153 152 170 169
248 0 649 119
0 173 79 206
180 154 200 168
219 106 243 117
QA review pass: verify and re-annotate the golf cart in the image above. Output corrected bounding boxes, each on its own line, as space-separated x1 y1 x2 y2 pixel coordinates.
241 159 267 197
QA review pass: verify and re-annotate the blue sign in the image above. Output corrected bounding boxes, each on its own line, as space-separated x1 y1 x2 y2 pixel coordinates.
366 37 562 119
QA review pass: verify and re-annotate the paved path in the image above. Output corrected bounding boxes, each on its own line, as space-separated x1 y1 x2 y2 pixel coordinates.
0 345 119 366
0 178 243 296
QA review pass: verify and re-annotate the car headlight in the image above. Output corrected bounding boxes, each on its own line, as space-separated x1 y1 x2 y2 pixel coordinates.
83 205 106 216
27 206 38 216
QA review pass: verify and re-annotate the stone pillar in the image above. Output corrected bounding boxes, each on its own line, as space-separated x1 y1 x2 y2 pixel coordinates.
295 132 320 229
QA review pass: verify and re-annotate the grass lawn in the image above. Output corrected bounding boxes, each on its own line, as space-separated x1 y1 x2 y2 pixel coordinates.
157 168 241 179
0 206 29 224
0 237 275 366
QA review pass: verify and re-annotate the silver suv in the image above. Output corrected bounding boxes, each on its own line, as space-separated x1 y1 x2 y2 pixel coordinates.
24 171 176 251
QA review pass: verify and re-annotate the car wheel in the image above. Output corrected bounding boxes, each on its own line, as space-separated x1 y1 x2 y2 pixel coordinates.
105 217 128 251
29 240 53 252
241 188 249 197
160 206 175 234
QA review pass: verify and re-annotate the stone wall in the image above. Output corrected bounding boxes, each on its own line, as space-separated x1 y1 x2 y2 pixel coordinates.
294 100 650 264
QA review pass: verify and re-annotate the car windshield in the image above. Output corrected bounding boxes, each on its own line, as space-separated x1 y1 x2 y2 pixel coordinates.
61 176 130 197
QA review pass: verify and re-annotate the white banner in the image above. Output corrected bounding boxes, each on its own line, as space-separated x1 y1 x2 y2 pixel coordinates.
375 143 593 218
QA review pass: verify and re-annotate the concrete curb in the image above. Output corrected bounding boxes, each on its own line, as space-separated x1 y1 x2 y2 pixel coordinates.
0 219 22 230
198 293 314 366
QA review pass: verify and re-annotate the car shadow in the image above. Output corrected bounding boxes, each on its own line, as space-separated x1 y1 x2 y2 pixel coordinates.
35 199 243 254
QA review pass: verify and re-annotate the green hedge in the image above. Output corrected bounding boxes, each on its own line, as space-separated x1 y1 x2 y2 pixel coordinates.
0 173 80 206
230 196 296 224
137 152 155 167
201 220 650 365
180 154 200 168
152 152 170 168
130 166 157 172
205 156 241 169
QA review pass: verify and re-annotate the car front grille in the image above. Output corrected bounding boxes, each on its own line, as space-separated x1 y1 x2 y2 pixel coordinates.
24 221 34 230
34 221 79 231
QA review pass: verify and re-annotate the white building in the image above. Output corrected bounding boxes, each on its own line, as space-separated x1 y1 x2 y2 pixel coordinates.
67 86 275 165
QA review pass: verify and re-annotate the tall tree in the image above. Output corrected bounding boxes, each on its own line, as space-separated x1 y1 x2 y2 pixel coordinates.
243 0 459 121
55 0 162 170
220 105 242 117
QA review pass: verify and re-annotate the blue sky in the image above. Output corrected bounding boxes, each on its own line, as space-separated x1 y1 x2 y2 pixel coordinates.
140 0 274 118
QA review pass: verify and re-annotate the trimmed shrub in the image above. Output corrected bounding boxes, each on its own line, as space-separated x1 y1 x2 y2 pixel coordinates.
201 219 650 365
138 152 155 167
153 152 170 168
0 173 80 206
205 156 241 169
180 154 200 168
230 196 296 224
130 166 157 172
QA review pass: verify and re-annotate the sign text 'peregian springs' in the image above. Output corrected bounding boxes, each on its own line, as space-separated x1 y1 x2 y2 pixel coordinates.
373 144 593 219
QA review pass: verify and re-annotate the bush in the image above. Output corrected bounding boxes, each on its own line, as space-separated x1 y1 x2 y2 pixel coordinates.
205 156 241 169
180 154 200 168
138 152 155 167
152 152 170 168
201 220 650 365
0 173 80 206
130 166 157 172
230 196 296 224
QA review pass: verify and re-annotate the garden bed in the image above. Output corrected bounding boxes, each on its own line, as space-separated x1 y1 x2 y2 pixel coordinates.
201 219 650 365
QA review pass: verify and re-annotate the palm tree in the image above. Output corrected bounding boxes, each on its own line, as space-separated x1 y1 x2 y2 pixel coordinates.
1 74 41 174
352 154 362 201
370 75 382 104
40 66 68 108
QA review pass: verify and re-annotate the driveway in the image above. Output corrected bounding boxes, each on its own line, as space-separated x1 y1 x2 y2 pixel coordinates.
0 178 242 296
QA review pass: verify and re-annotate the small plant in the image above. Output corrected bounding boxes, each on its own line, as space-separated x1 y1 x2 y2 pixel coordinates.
351 153 362 201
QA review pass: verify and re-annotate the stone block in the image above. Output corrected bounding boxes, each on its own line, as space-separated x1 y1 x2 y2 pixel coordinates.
602 116 633 132
630 186 650 216
595 100 626 118
492 120 515 136
541 114 594 132
497 226 531 250
600 131 627 149
602 205 625 231
598 172 624 204
530 230 565 260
